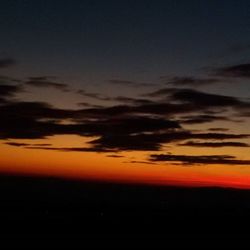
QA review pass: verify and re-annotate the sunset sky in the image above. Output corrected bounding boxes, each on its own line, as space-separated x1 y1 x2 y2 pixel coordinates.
1 0 250 188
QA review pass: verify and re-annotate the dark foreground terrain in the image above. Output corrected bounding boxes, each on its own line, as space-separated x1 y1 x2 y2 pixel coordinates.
0 173 249 246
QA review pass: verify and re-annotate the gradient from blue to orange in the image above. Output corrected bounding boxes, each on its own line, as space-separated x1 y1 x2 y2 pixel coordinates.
0 1 250 189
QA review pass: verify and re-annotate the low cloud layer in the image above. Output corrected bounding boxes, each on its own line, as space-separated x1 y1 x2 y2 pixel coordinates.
214 63 250 78
165 76 221 86
1 58 250 167
108 79 154 87
0 58 16 69
149 154 250 165
179 141 249 148
25 76 69 91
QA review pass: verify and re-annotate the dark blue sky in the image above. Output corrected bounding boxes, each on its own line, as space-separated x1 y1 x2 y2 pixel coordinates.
1 0 250 96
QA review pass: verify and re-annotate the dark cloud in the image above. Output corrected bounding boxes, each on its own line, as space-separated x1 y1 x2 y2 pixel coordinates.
0 58 16 69
165 76 220 86
32 143 52 146
0 75 20 84
98 116 181 134
77 87 250 120
78 102 197 119
1 95 249 152
208 128 230 132
179 114 231 124
184 132 249 140
4 142 52 147
84 117 181 151
4 142 30 147
0 99 183 151
77 89 111 101
108 79 154 87
0 101 71 119
149 154 250 165
111 96 155 105
25 77 69 91
146 88 250 111
0 83 249 156
170 89 244 107
89 134 162 151
106 154 124 158
179 141 249 148
0 84 23 103
87 131 250 152
160 131 249 142
214 63 250 78
77 90 155 105
25 146 116 153
0 101 74 139
124 160 156 165
77 102 103 108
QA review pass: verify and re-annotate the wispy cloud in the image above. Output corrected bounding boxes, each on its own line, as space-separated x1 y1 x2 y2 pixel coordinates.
0 58 16 69
0 84 23 103
149 154 250 165
164 76 221 86
108 79 155 87
178 141 249 148
25 76 69 91
213 63 250 78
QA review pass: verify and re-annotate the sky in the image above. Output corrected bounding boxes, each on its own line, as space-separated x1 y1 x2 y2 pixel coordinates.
0 0 250 188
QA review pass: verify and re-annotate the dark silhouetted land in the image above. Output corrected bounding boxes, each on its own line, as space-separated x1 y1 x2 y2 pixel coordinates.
0 173 249 240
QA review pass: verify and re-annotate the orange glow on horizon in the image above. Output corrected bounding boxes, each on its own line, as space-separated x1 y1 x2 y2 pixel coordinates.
1 135 250 190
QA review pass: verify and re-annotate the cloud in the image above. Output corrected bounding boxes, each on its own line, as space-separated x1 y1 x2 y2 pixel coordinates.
25 77 69 91
0 93 249 153
165 76 220 86
179 141 249 148
78 102 198 119
0 75 20 84
111 96 155 105
25 146 116 153
84 117 181 151
124 160 156 165
0 84 23 103
77 90 155 105
106 154 124 158
0 83 249 156
108 79 154 87
89 134 162 151
76 89 159 108
170 89 244 107
77 89 111 101
184 132 250 140
208 128 230 132
178 114 231 124
0 101 74 139
0 58 16 69
146 88 250 111
0 84 22 97
0 99 183 151
77 102 103 108
149 154 250 165
214 63 250 78
87 131 250 152
4 142 30 147
8 128 248 153
4 142 52 147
